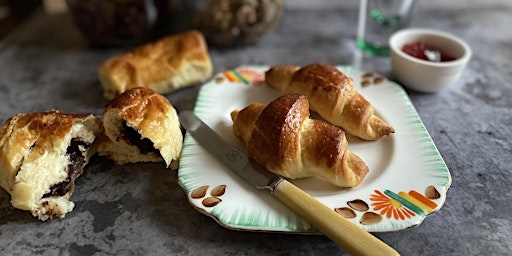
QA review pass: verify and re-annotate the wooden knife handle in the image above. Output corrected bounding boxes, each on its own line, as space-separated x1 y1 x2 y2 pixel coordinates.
273 179 400 256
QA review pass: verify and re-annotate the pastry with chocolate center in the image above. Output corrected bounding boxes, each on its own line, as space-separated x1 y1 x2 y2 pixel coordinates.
96 87 183 169
0 111 101 220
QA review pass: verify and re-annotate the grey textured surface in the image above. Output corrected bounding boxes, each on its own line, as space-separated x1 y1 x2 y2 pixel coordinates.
1 2 511 256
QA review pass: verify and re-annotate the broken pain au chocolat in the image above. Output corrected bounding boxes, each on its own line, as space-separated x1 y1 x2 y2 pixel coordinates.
0 111 101 221
0 88 184 221
96 87 183 169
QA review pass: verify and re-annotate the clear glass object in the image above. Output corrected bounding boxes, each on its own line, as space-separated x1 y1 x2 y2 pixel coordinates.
357 0 415 56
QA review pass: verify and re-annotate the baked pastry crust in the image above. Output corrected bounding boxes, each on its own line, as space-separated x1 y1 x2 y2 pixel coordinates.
0 111 101 220
231 93 369 187
96 87 183 168
99 30 213 99
265 63 394 140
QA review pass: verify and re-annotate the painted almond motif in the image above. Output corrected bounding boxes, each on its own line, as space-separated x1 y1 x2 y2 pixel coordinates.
211 185 226 197
425 185 441 199
335 207 356 219
360 212 382 225
202 196 222 207
215 77 224 84
362 72 373 78
347 199 369 212
373 76 384 84
191 185 209 199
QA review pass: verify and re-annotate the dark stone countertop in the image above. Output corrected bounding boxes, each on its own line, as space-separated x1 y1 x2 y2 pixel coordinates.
1 2 511 255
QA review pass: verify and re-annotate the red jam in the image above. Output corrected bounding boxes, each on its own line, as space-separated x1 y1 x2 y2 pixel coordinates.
401 42 456 62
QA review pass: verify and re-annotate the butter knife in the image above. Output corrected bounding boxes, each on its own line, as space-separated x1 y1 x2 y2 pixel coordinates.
178 110 399 256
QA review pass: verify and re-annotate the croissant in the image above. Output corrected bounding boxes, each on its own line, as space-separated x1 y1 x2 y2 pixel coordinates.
265 63 394 140
231 93 369 188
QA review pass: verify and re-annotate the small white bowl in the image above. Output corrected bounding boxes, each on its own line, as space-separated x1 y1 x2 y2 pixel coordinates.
389 28 471 93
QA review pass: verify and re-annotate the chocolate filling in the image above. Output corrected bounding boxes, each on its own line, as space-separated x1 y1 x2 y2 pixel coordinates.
121 121 158 154
42 139 88 198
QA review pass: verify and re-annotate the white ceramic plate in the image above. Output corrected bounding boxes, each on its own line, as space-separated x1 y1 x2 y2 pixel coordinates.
178 66 452 233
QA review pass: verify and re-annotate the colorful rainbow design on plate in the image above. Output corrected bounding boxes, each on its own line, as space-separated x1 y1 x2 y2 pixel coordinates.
222 68 265 85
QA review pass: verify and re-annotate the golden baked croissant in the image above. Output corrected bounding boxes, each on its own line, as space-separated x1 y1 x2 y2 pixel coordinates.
231 93 369 188
265 63 394 140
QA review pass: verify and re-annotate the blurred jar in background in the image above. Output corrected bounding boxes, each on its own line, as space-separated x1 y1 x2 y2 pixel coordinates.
192 0 284 48
67 0 173 47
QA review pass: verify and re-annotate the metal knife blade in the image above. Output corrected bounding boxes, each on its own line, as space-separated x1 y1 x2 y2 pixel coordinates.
178 110 283 192
178 110 399 256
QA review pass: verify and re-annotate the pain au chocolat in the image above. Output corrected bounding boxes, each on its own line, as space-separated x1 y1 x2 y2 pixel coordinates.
95 87 183 169
0 111 101 220
98 30 213 100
